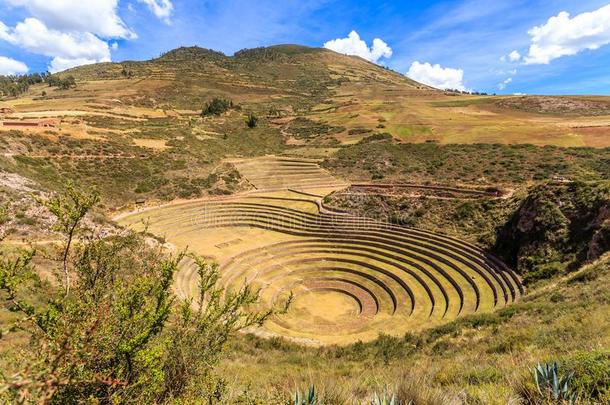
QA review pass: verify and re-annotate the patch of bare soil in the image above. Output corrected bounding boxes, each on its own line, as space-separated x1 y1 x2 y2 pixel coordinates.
133 138 168 150
0 171 37 193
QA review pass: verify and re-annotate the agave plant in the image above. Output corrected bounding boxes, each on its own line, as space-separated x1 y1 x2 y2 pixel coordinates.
371 392 399 405
534 362 577 404
294 384 318 405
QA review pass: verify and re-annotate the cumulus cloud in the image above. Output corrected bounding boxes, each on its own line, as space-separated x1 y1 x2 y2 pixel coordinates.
324 31 392 63
406 61 466 91
498 77 512 90
508 50 521 62
0 18 111 72
6 0 135 39
0 0 172 72
138 0 174 23
0 55 28 75
525 4 610 64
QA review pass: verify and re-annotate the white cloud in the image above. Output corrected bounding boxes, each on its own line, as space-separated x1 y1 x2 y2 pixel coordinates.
498 77 512 90
49 57 100 73
508 50 521 62
501 50 521 63
0 56 28 75
525 5 610 64
0 0 179 72
324 30 392 63
406 61 466 91
138 0 174 24
6 0 135 39
0 18 111 73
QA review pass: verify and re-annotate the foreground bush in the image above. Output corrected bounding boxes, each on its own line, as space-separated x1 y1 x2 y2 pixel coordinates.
0 183 284 403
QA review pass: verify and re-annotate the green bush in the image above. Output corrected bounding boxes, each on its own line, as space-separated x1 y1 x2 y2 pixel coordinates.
523 261 566 284
0 183 284 403
201 98 233 116
245 113 258 128
564 351 610 402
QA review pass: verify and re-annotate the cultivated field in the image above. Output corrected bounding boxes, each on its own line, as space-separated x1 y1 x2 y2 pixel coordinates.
118 157 523 345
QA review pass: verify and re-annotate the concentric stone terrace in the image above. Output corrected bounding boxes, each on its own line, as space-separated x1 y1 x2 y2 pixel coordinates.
228 156 348 191
118 189 523 345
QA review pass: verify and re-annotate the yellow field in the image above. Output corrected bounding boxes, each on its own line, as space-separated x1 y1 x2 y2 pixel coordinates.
310 85 610 147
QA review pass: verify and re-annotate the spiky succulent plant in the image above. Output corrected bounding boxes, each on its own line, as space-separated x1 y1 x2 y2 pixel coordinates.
370 392 399 405
534 362 577 404
294 385 318 405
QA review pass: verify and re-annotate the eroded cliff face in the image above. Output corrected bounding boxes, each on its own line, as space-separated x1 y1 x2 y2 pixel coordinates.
588 205 610 261
494 182 610 283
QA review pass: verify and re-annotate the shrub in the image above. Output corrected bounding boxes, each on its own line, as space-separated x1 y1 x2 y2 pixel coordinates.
564 351 610 402
245 113 258 128
523 261 565 284
0 183 286 403
48 75 76 90
201 98 233 116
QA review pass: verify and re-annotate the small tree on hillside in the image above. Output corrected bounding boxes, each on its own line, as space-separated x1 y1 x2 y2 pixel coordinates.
201 98 233 116
59 76 76 90
245 113 258 128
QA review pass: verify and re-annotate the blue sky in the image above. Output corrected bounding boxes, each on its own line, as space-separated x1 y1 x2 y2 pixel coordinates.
1 0 610 95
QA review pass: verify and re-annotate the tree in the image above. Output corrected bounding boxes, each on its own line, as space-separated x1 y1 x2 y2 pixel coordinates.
41 180 99 295
47 75 76 90
58 76 76 90
245 113 258 128
201 98 233 116
0 183 288 403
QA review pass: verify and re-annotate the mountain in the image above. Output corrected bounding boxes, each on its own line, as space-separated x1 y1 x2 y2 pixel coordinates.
61 45 428 111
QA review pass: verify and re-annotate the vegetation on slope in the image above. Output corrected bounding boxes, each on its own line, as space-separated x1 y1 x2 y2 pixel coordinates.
0 73 46 98
494 181 610 282
63 45 415 113
0 183 286 403
0 114 272 205
323 138 610 185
